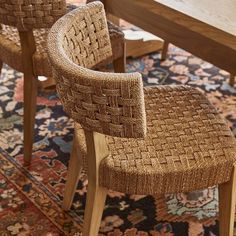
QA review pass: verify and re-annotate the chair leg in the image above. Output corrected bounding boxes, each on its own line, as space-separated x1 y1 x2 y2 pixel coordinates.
82 185 107 236
218 165 236 236
161 41 169 61
229 75 235 86
62 135 82 211
23 74 38 165
113 42 126 73
18 31 37 166
82 131 109 235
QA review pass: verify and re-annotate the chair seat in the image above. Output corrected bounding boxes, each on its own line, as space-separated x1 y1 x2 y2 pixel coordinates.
75 85 236 195
0 20 124 77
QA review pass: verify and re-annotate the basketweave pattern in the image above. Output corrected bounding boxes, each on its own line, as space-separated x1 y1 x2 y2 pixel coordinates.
0 0 67 30
48 2 146 138
100 86 236 194
48 2 236 195
62 4 112 69
55 71 146 138
0 6 124 77
74 86 236 195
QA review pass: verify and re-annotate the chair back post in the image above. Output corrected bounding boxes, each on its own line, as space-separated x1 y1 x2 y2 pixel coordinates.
19 31 36 76
85 130 109 187
18 30 38 165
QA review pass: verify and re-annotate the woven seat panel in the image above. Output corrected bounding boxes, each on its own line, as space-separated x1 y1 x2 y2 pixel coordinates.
75 85 236 195
0 25 51 76
0 0 67 31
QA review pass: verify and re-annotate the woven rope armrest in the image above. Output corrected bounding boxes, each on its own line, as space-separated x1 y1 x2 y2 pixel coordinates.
0 0 67 30
47 2 146 138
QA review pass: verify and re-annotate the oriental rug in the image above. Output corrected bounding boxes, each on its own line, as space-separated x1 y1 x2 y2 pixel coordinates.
0 45 236 236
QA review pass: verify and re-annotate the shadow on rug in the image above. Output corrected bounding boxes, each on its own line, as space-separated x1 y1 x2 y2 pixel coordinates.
0 45 236 236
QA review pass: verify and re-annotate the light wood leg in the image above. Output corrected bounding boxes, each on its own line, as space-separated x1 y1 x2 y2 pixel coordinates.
83 131 109 236
161 41 169 61
19 31 37 166
23 75 37 165
113 42 126 73
82 185 107 236
229 75 235 86
62 135 82 211
219 165 236 236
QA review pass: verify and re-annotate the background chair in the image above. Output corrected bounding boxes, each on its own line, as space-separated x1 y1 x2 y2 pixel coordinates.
0 1 125 165
0 0 67 165
47 2 236 236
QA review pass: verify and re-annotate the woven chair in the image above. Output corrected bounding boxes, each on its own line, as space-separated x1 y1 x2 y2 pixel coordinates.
47 2 236 236
0 1 125 165
0 0 67 165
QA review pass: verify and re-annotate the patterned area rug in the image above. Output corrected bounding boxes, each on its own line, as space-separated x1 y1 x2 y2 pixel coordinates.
0 44 236 236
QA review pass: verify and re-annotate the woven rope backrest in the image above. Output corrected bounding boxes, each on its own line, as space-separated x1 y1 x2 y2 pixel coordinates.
61 2 111 69
47 2 146 138
0 0 67 31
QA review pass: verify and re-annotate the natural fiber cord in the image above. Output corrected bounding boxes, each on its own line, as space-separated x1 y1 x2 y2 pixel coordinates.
72 85 236 195
0 0 67 30
48 2 146 138
100 86 236 194
0 3 124 77
48 2 236 195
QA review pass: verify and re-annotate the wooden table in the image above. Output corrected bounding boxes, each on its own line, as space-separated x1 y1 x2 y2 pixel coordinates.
104 0 236 76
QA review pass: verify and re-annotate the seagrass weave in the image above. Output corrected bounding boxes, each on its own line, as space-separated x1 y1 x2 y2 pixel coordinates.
0 0 126 166
100 85 236 194
0 5 125 77
72 85 236 195
62 5 112 69
0 1 68 165
0 0 67 30
48 1 236 193
48 2 146 138
48 3 236 235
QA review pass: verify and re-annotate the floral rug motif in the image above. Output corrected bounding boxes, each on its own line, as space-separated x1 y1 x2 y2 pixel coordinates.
0 44 236 236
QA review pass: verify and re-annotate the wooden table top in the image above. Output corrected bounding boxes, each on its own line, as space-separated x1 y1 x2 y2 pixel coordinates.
105 0 236 74
155 0 236 37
